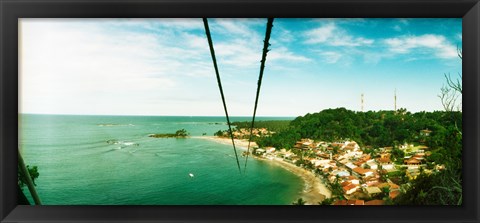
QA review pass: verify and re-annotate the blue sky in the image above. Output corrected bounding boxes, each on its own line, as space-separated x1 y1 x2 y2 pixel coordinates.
19 18 462 116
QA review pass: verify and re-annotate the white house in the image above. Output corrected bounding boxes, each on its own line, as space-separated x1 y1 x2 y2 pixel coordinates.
365 186 382 196
345 162 358 170
343 183 359 195
255 148 266 155
266 147 276 154
365 159 378 170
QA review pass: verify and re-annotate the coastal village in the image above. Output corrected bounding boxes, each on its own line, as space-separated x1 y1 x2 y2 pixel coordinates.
216 127 445 205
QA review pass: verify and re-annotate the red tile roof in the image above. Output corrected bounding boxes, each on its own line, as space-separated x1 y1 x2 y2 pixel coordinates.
364 200 385 205
354 161 366 166
353 167 373 175
345 200 364 205
344 146 355 150
343 183 358 192
377 182 400 191
333 200 347 205
390 190 400 199
404 158 421 164
355 200 365 205
389 182 400 190
377 157 391 164
348 175 359 180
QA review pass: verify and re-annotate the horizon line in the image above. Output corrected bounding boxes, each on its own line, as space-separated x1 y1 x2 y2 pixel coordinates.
18 108 459 117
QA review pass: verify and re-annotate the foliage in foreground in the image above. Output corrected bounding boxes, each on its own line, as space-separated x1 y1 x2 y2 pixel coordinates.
18 165 39 187
394 168 462 205
292 198 306 205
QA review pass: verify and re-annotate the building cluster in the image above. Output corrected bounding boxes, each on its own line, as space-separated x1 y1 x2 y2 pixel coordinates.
253 132 442 205
219 128 274 139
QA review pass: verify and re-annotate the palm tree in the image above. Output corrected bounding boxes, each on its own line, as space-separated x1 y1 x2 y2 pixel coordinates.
175 129 189 137
319 198 335 205
292 198 306 205
381 186 391 199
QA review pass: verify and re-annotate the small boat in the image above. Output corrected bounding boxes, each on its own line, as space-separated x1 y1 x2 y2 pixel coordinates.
189 173 194 178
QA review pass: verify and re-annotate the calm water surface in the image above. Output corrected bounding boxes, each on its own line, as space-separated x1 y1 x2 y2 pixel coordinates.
19 114 303 205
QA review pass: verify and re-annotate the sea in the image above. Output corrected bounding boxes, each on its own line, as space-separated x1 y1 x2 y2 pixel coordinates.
18 114 304 205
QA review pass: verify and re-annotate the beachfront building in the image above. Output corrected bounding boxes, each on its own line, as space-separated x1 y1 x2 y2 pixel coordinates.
364 199 385 205
352 167 374 178
210 120 451 206
345 162 358 170
377 182 401 199
255 148 266 155
247 135 442 205
343 175 360 185
312 159 330 168
364 186 382 197
294 139 315 150
335 199 386 205
333 199 365 205
406 168 421 180
279 150 296 160
364 159 378 170
404 157 422 165
265 147 276 154
377 153 394 170
343 183 360 195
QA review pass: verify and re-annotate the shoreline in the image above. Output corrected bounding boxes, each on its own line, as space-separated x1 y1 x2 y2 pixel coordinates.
194 136 332 205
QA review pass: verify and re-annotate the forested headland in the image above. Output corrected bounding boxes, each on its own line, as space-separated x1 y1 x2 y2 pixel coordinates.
223 107 462 205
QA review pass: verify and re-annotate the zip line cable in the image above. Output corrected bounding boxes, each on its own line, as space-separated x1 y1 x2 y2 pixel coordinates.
244 18 274 174
203 18 242 173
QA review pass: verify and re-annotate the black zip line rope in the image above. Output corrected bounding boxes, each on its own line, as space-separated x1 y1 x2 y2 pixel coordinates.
203 18 242 173
244 18 274 174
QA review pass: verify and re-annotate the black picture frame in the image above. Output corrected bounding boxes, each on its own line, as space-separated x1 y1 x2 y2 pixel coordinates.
1 0 479 222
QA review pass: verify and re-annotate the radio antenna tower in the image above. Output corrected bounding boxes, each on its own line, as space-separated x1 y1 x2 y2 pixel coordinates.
394 88 397 112
361 93 364 112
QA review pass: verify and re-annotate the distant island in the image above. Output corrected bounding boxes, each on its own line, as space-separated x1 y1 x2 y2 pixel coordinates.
149 129 189 138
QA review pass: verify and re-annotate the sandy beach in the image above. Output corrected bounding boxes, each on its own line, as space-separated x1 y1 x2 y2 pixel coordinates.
194 136 332 205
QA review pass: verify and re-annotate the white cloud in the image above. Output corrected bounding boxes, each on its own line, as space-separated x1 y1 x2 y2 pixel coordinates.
106 18 204 32
384 34 457 59
317 51 342 64
19 18 307 116
212 18 264 39
215 20 251 37
275 28 295 43
214 39 261 67
304 23 336 44
19 19 219 115
153 18 204 30
182 33 209 50
19 18 458 116
209 20 309 68
304 23 374 47
268 47 311 62
330 36 374 47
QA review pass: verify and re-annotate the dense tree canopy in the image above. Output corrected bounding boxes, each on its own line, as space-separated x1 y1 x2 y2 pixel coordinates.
250 107 463 205
231 120 291 132
258 108 461 151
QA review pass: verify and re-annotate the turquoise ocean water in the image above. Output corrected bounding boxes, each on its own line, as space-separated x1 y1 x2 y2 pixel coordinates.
19 114 303 205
